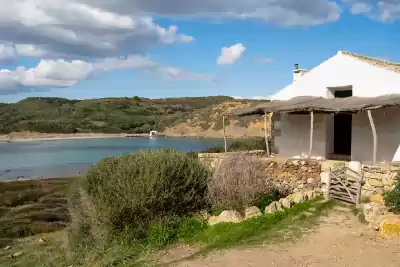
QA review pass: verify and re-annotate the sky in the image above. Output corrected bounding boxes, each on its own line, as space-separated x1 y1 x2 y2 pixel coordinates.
0 0 399 103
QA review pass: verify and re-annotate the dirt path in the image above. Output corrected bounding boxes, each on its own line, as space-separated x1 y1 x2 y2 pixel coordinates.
165 207 400 267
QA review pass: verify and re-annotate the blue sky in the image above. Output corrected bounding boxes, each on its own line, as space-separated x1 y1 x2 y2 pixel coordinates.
0 0 399 102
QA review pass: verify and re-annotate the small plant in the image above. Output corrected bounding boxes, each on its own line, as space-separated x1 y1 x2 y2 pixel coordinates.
208 153 278 212
384 175 400 212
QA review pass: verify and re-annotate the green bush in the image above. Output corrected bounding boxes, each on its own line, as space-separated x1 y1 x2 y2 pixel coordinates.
68 149 211 251
201 137 274 153
384 175 400 212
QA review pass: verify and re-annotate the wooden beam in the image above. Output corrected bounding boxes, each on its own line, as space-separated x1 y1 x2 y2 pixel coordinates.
367 110 377 165
308 111 314 159
264 112 270 157
223 115 227 153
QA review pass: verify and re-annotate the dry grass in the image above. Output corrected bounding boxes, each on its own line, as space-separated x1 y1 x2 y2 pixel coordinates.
0 178 73 246
208 153 277 213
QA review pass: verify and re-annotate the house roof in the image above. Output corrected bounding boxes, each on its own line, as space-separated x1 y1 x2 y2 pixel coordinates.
341 51 400 73
233 94 400 116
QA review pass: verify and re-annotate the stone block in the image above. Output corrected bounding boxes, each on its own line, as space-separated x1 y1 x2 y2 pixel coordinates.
265 201 283 214
369 194 385 205
245 206 262 219
366 178 384 188
379 215 400 240
280 198 292 209
208 210 242 226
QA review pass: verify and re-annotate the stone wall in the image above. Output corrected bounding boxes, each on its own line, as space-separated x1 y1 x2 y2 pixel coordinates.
198 152 322 194
362 164 400 199
199 152 400 201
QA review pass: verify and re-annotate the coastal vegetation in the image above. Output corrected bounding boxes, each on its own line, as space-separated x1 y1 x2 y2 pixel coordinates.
0 96 264 135
0 149 332 266
201 137 274 153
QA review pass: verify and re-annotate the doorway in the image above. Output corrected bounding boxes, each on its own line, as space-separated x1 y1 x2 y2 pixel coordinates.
333 89 352 156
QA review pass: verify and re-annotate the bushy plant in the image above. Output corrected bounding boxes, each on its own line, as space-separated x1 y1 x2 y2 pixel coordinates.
68 149 211 251
384 175 400 212
207 153 278 212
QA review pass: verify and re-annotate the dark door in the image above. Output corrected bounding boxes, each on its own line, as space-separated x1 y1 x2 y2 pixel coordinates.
333 90 352 156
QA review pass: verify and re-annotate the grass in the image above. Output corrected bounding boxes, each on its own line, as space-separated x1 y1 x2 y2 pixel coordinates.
0 198 335 267
0 178 73 246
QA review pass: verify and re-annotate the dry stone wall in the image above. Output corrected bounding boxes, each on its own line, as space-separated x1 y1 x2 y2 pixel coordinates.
199 152 400 201
362 164 400 199
198 153 322 194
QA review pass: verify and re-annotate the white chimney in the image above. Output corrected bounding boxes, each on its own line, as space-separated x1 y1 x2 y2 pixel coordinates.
293 64 307 81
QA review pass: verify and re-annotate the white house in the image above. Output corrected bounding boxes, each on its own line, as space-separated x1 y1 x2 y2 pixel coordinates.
270 51 400 163
236 51 400 163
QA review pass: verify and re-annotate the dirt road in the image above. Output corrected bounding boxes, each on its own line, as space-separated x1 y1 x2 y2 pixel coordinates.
166 207 400 267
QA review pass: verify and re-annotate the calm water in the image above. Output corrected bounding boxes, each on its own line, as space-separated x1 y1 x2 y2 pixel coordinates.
0 137 224 180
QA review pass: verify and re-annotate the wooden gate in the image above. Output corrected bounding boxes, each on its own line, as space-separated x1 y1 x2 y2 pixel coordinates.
327 166 364 206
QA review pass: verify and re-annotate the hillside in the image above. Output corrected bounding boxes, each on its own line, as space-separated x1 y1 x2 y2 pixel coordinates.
0 96 268 138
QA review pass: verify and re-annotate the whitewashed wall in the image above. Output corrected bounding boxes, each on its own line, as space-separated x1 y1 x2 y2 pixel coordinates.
270 51 400 100
277 113 327 159
352 107 400 163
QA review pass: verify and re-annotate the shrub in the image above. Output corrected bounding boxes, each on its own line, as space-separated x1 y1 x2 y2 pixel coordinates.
384 175 400 212
68 149 211 251
207 153 278 212
228 137 267 152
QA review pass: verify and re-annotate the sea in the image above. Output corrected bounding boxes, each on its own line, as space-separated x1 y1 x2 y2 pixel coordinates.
0 137 224 180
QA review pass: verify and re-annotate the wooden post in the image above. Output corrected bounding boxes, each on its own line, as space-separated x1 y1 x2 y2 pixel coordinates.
264 112 270 157
308 111 314 159
223 115 227 153
367 110 377 165
325 167 332 200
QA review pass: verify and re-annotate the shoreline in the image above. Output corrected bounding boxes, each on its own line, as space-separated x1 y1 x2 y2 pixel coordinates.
0 132 149 143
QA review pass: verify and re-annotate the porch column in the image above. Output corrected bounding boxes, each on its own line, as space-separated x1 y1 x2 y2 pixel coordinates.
367 110 377 164
264 112 270 157
223 115 227 153
308 111 314 159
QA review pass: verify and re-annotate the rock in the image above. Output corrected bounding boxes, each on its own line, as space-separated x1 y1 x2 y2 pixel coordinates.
379 215 400 240
245 206 262 219
384 186 392 193
265 201 283 213
366 178 384 188
307 178 315 184
369 194 385 205
12 251 23 257
3 246 10 251
208 210 242 225
297 183 304 189
363 202 389 229
383 174 396 186
288 192 307 204
39 238 47 245
280 198 292 209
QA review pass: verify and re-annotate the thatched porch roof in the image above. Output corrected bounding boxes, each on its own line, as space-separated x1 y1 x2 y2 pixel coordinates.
233 94 400 116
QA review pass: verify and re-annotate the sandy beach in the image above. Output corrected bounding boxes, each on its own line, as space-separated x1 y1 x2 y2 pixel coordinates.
0 132 149 142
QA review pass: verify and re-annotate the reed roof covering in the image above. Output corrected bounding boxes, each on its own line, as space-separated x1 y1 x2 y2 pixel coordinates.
233 94 400 116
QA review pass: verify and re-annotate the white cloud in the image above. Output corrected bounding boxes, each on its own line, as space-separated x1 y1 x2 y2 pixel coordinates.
0 56 212 94
88 0 341 26
217 43 246 65
0 0 192 60
343 1 400 21
350 3 373 14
